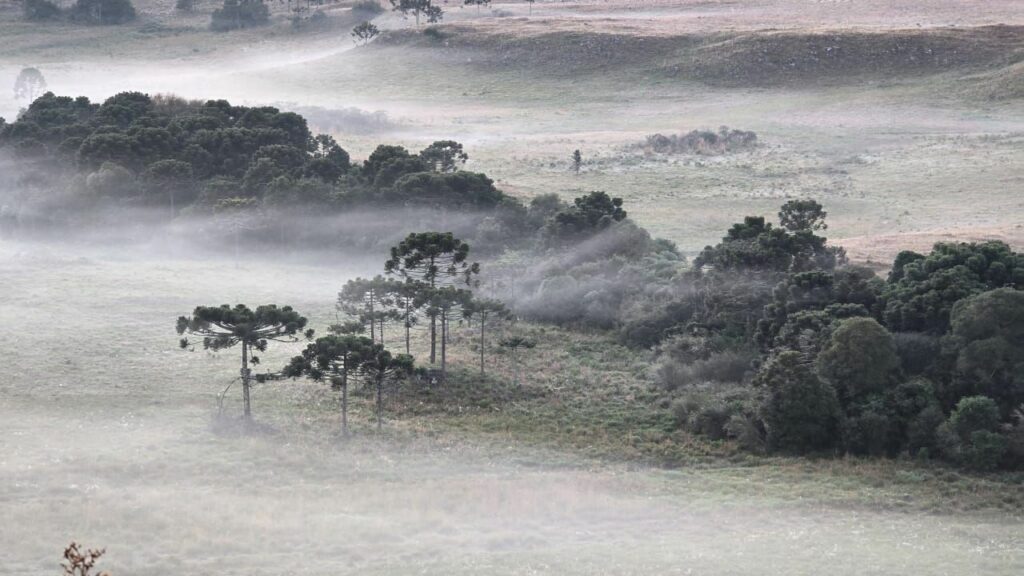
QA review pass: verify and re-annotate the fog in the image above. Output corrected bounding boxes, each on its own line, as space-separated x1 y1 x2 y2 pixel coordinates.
3 237 1022 575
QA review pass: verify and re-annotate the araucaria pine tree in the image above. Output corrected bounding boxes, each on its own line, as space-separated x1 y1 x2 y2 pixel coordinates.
359 345 415 431
464 297 512 376
385 232 479 363
177 304 311 420
283 334 375 435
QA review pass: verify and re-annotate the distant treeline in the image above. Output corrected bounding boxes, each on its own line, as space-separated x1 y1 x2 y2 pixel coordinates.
0 91 643 253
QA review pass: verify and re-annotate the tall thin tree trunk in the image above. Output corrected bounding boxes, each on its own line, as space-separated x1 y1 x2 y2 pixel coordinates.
441 313 447 383
430 312 437 363
376 375 384 432
379 318 385 346
429 255 436 363
405 318 411 356
341 381 348 436
241 342 252 420
480 316 485 377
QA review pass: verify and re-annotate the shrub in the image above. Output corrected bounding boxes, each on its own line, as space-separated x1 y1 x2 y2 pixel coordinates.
211 0 269 31
351 0 383 14
23 0 62 20
938 396 1007 469
71 0 136 24
962 430 1008 471
670 384 758 441
641 126 757 155
948 396 1001 439
842 399 893 456
906 404 945 455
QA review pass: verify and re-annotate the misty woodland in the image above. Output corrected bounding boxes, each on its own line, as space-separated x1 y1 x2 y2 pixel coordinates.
2 0 1023 574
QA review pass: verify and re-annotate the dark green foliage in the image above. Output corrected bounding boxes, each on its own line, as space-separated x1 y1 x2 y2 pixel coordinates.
893 332 941 376
385 232 479 363
211 0 270 31
70 0 136 24
882 241 1023 333
841 397 893 456
545 191 626 244
778 198 827 233
385 232 478 287
946 288 1024 415
817 317 899 404
284 334 376 434
756 266 882 351
939 396 1007 470
387 171 504 209
0 92 346 210
420 140 468 173
177 304 311 420
352 0 383 14
757 351 841 453
694 211 843 274
389 0 441 25
671 385 759 441
23 0 61 21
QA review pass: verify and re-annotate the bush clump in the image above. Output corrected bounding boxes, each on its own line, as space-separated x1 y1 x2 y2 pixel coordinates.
70 0 136 24
23 0 62 20
641 126 757 155
351 0 383 14
211 0 269 31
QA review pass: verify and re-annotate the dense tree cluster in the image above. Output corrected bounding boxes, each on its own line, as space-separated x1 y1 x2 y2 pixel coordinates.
630 200 1024 470
22 0 136 23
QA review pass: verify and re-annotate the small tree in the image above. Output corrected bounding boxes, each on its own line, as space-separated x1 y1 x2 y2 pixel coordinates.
23 0 61 21
499 336 535 386
420 140 468 173
359 345 415 431
464 0 490 13
211 0 269 31
284 334 375 435
177 304 311 421
571 149 582 175
389 0 441 25
418 286 473 381
13 67 46 102
338 275 402 345
464 297 511 376
71 0 137 24
779 198 828 233
351 21 380 45
526 0 535 15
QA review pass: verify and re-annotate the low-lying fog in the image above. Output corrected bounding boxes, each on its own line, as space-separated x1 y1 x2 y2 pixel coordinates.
2 236 1022 575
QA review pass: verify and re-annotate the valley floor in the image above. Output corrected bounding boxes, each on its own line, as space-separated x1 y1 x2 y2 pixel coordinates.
2 240 1023 574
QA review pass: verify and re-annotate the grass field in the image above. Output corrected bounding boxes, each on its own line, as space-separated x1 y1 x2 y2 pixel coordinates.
3 239 1024 575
